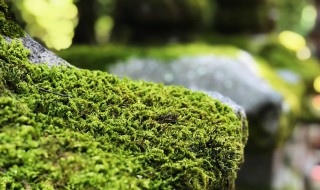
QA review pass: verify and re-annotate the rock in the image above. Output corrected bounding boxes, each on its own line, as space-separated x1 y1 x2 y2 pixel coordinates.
110 52 283 149
4 34 70 67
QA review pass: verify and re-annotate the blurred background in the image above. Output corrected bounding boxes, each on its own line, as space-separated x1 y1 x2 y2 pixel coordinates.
8 0 320 189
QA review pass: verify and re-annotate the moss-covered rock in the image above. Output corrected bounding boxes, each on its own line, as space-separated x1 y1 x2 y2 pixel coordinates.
59 44 299 151
0 3 247 189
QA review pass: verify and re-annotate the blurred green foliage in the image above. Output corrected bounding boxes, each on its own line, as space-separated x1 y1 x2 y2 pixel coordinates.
7 0 317 48
13 0 78 50
275 0 316 35
59 43 238 70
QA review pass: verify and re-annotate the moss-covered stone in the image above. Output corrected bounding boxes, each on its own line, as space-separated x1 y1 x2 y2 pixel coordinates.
59 44 298 151
0 0 25 38
0 29 247 190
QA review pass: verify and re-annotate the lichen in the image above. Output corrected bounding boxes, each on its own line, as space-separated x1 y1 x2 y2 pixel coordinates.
0 34 247 189
0 0 25 38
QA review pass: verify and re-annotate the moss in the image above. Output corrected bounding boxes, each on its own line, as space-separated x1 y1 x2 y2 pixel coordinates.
59 43 299 149
0 0 25 38
0 34 247 189
58 43 239 70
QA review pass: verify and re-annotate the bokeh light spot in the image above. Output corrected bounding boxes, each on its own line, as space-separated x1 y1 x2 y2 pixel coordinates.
314 77 320 93
301 5 317 30
19 0 78 50
311 165 320 181
95 16 114 44
312 95 320 111
296 47 311 60
278 31 306 52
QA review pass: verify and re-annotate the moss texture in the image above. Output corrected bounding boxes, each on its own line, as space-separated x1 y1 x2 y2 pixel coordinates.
59 43 301 150
0 0 25 38
0 31 247 189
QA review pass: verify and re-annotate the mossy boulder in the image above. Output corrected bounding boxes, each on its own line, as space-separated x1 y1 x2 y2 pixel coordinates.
59 44 297 150
58 43 298 190
0 2 248 189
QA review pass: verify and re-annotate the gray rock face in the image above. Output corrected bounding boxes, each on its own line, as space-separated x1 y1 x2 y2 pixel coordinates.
109 51 283 143
4 34 71 67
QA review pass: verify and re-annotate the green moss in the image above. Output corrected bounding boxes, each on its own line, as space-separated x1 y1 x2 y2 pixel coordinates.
60 43 301 150
0 0 25 38
58 43 239 70
0 34 247 189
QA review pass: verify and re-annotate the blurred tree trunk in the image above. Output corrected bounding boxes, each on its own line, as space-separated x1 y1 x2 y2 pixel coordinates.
73 0 97 44
214 0 275 34
310 0 320 58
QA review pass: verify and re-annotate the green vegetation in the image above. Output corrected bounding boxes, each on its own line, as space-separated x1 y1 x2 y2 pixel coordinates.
0 0 25 38
259 42 320 83
59 43 305 149
58 43 239 70
0 21 247 190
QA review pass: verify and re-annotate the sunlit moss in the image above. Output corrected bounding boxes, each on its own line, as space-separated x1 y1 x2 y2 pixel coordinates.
0 32 247 189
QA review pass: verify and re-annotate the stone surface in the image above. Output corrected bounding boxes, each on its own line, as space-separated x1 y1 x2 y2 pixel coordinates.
3 34 71 67
110 52 283 147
